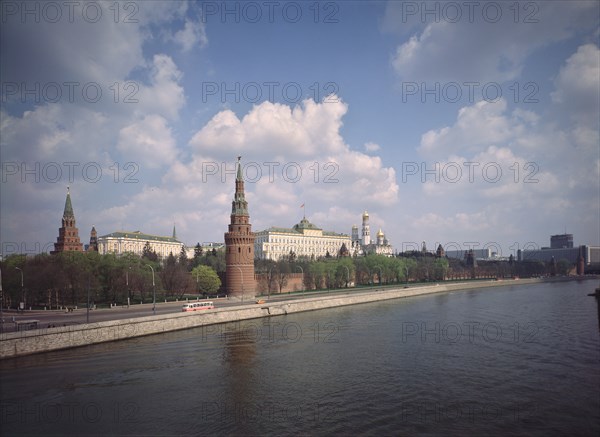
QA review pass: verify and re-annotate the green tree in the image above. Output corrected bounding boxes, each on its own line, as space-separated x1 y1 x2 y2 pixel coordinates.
142 242 158 262
556 258 571 276
433 258 449 281
179 246 189 270
191 265 222 295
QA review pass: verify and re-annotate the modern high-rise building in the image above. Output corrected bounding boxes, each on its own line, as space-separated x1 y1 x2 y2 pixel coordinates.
51 187 83 254
550 234 573 249
224 157 256 299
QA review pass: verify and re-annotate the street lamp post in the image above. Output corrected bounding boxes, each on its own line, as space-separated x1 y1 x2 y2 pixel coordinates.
405 266 409 285
86 275 90 323
126 267 132 308
15 267 23 311
268 266 274 300
0 266 4 333
147 265 155 315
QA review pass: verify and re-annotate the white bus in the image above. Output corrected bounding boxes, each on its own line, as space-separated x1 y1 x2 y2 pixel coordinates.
182 301 215 312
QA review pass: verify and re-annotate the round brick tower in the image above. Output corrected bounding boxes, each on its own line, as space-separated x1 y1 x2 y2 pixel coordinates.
224 157 256 299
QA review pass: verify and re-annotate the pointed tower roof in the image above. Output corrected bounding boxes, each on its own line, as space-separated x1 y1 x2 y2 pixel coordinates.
236 155 243 181
172 224 177 239
63 186 74 217
231 156 249 216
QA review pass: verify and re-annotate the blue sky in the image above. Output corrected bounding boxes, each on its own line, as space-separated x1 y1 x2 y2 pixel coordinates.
1 1 599 257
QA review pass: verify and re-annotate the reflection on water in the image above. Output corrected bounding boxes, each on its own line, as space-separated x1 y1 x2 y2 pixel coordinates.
1 280 599 436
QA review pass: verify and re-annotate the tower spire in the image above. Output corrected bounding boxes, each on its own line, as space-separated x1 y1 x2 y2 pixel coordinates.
63 186 74 218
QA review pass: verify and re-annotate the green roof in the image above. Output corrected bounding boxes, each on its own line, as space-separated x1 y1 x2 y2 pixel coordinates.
63 190 74 217
257 218 349 238
99 231 181 243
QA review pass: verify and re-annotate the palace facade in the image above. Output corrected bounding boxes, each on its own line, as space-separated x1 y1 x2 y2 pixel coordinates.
255 218 352 261
97 227 184 259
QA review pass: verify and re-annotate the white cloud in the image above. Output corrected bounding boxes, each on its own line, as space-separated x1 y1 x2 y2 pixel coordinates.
364 142 381 152
551 43 600 125
117 114 178 168
173 18 208 52
389 1 599 83
189 98 348 158
136 55 186 121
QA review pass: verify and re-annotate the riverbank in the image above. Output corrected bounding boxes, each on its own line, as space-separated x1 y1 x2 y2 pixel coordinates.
1 276 595 359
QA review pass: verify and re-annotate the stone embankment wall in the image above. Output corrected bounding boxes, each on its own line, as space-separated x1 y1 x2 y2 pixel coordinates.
0 279 543 359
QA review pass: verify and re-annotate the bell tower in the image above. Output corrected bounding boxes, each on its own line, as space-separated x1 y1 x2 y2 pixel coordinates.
224 157 256 299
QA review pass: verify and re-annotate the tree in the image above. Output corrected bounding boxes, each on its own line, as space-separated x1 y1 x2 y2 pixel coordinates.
556 258 571 276
191 265 221 295
275 259 290 293
179 246 189 270
433 258 449 281
191 243 203 268
142 242 158 262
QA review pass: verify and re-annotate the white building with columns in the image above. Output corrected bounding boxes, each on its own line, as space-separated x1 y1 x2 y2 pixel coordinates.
98 228 184 259
254 217 351 261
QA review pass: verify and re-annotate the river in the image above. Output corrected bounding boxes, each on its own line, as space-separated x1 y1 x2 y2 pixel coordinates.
1 279 599 436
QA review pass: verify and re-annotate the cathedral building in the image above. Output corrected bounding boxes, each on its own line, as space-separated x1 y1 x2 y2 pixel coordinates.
224 157 256 299
51 187 83 254
351 211 393 256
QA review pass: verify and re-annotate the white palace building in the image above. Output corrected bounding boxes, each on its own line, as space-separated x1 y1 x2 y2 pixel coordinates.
254 217 351 261
254 211 393 261
97 227 184 259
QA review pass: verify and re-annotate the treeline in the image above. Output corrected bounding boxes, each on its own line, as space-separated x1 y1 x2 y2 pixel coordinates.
255 254 449 293
0 247 573 308
0 247 224 309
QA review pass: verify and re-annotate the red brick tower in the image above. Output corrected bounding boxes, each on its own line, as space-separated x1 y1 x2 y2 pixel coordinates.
224 157 256 299
51 187 83 254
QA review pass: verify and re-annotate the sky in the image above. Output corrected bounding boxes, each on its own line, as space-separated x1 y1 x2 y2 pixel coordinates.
1 0 599 258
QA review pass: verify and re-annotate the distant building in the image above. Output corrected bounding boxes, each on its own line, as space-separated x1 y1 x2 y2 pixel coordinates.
87 226 98 252
97 228 184 259
255 217 351 261
551 234 573 249
185 242 225 259
520 234 599 268
520 245 598 265
51 187 83 254
445 248 493 260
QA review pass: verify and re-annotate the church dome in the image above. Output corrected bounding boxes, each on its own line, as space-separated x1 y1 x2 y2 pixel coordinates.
362 210 369 219
377 228 384 237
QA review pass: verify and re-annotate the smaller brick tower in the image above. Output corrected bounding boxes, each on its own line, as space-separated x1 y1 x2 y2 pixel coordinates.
51 187 83 254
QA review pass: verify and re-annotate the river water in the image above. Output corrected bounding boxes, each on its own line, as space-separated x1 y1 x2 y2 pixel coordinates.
1 280 599 436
